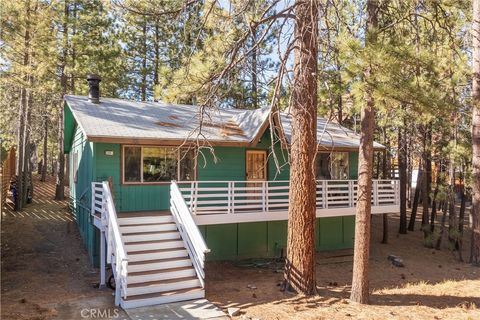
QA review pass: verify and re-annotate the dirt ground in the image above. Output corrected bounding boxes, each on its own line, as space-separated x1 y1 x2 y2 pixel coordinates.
1 175 479 320
206 215 480 320
0 175 120 320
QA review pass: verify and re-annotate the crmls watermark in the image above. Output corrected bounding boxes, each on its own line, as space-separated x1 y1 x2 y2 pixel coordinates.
80 308 120 319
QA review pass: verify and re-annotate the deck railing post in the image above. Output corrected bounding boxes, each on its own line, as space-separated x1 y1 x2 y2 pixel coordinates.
323 180 328 209
100 230 106 288
348 180 354 207
395 180 399 205
373 180 379 206
262 181 267 213
188 181 194 211
229 181 234 215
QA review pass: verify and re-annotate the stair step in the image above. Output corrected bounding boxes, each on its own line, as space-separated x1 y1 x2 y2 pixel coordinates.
120 223 177 234
123 231 180 242
126 239 184 252
128 257 192 272
128 267 196 284
118 215 173 226
126 276 201 296
121 288 205 309
128 248 189 263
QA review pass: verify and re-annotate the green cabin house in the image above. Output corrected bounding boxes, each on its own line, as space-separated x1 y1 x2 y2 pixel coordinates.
63 78 399 308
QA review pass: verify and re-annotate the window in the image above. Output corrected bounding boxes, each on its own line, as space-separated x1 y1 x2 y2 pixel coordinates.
316 152 349 180
123 146 195 183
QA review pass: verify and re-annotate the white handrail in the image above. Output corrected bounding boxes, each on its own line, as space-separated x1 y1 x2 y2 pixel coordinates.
94 182 129 304
170 182 210 287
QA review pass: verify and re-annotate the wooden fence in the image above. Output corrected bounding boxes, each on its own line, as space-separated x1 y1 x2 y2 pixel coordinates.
1 147 16 208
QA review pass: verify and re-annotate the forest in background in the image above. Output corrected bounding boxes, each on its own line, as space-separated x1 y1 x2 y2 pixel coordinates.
1 0 479 304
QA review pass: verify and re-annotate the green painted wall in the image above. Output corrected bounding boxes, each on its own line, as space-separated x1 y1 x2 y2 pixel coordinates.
68 125 99 266
197 129 290 181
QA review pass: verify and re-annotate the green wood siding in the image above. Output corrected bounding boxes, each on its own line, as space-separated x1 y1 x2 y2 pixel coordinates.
201 216 355 261
64 104 76 153
197 129 290 181
69 126 99 266
349 152 359 179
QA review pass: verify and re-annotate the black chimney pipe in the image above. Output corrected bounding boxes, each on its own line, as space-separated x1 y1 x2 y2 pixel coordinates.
86 74 101 103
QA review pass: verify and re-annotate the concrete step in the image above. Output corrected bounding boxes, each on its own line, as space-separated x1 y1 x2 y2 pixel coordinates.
128 267 196 284
125 239 184 252
126 276 201 296
121 288 205 309
128 257 192 272
128 248 189 263
123 231 180 243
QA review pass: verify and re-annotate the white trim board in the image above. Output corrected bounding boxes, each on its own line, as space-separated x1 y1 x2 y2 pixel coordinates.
193 205 399 225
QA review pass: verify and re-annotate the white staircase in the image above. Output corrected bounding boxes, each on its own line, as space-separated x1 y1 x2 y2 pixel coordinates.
118 213 204 309
92 182 209 310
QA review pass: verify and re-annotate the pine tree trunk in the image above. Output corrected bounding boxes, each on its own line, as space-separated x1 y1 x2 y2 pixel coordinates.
251 27 258 110
456 187 466 261
141 20 147 102
408 162 422 231
15 3 32 211
153 18 160 100
398 124 408 234
70 1 77 92
407 135 413 208
23 76 33 205
41 116 48 182
436 200 448 250
283 0 318 295
350 0 378 304
430 165 441 233
55 0 68 201
470 0 480 265
448 166 457 247
421 125 432 237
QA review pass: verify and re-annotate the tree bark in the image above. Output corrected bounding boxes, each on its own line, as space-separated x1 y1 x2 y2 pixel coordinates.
153 18 160 100
430 164 441 233
447 166 457 247
470 0 480 265
406 134 413 208
408 162 422 231
284 0 318 295
398 123 408 234
15 2 32 211
421 125 432 237
55 0 68 201
350 0 378 305
251 27 258 109
141 20 147 102
436 200 448 250
456 187 466 261
41 116 48 182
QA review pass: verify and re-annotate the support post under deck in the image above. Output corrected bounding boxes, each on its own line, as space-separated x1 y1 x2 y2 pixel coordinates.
99 230 106 288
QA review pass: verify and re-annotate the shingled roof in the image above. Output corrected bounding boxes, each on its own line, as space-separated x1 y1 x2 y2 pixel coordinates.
64 95 385 151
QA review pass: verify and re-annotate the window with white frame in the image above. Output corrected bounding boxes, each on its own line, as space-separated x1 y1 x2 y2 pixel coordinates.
123 146 195 183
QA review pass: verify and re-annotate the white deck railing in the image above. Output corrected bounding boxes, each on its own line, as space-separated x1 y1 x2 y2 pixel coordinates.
177 179 400 225
92 182 128 305
170 182 210 287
